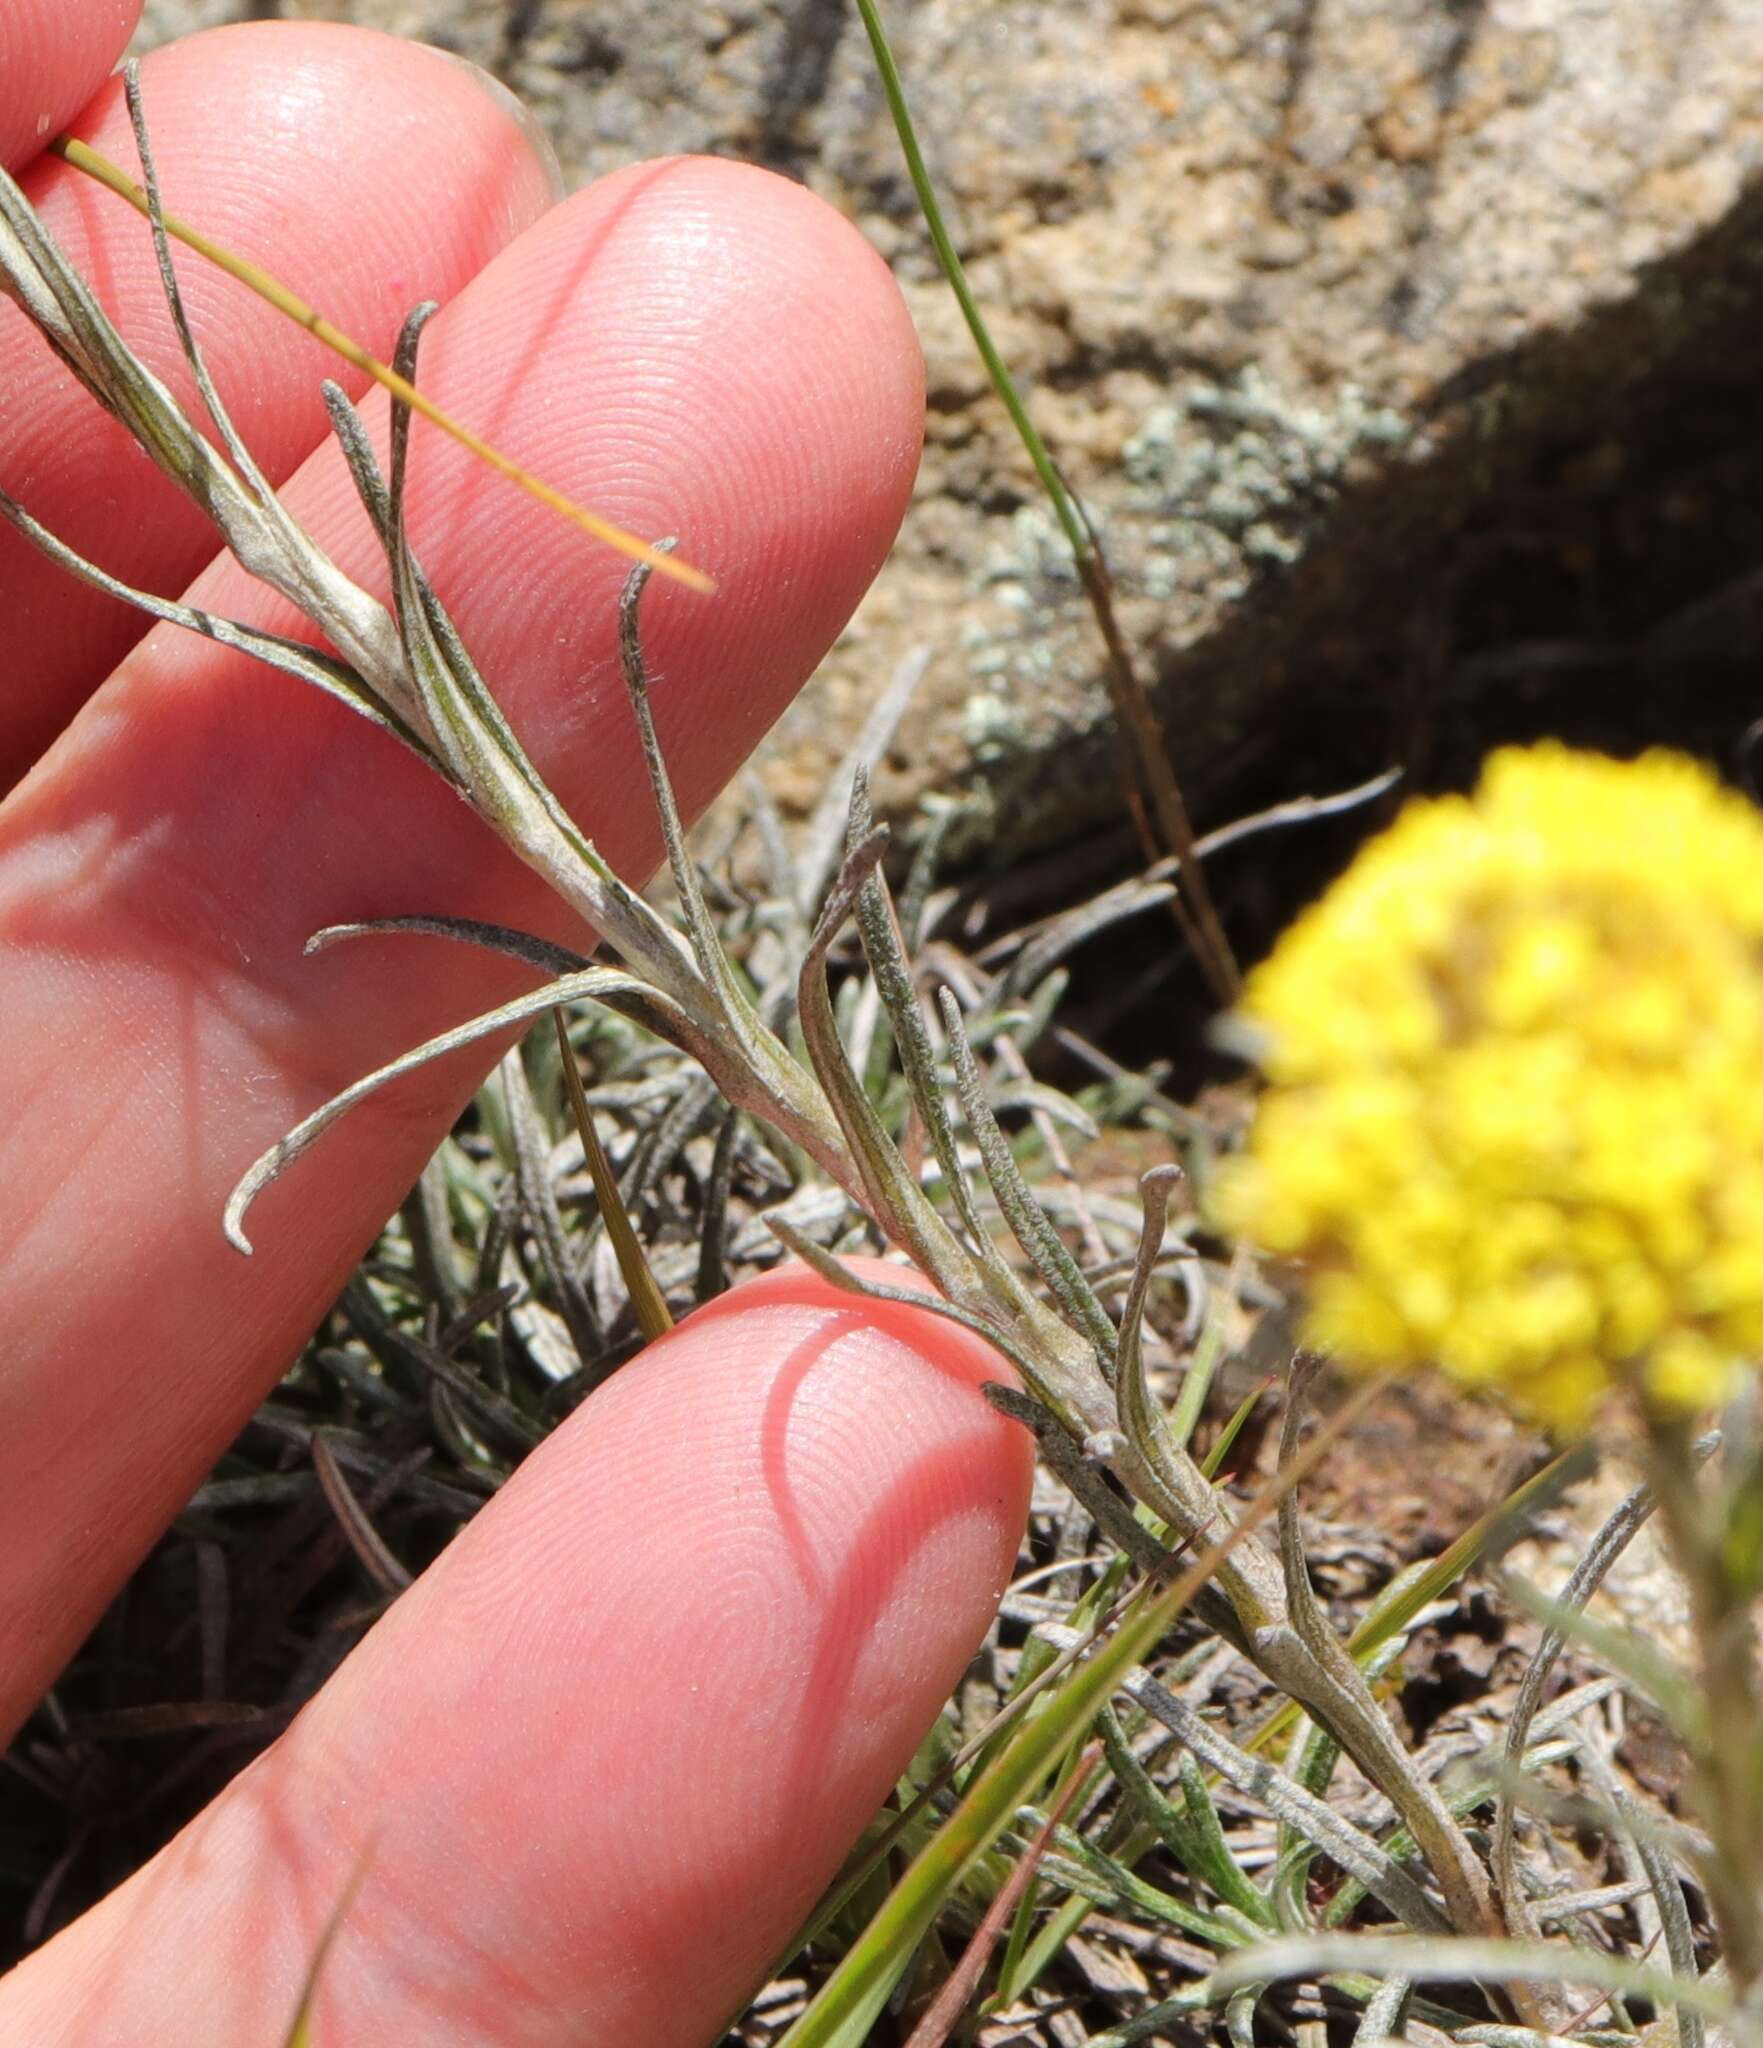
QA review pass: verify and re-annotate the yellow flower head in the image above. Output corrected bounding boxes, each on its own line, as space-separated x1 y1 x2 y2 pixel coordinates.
1215 744 1763 1428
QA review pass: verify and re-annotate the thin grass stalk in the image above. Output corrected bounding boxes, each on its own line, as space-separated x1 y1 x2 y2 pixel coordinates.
695 1108 740 1302
904 1747 1102 2048
49 126 709 592
278 1857 374 2048
498 1047 601 1361
848 0 1240 1006
774 1378 1384 2048
846 771 1007 1281
795 835 982 1300
936 989 1118 1372
1170 1263 1234 1452
1116 1166 1185 1479
1208 1933 1729 2023
1490 1458 1699 1946
1574 1731 1703 2048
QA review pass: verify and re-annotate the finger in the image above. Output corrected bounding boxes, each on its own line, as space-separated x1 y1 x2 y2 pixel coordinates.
0 20 559 782
0 0 139 174
0 156 924 1743
0 1264 1032 2046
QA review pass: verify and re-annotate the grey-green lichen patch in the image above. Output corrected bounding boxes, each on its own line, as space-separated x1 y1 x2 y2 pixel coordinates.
1124 371 1412 599
958 690 1027 764
978 502 1081 595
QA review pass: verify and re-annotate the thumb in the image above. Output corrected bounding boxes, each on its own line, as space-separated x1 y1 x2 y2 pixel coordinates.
0 1261 1032 2046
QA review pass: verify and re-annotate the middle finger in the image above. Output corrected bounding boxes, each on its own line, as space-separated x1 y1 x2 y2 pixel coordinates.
0 20 559 785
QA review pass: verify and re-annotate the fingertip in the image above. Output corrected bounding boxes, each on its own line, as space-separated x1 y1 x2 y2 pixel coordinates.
427 46 567 205
0 1265 1031 2046
318 1265 1034 2038
0 0 140 173
49 22 563 346
352 1269 1029 2039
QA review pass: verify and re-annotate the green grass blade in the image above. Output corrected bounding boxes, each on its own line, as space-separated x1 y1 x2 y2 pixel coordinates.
775 1569 1186 2048
849 0 1085 560
779 1382 1382 2045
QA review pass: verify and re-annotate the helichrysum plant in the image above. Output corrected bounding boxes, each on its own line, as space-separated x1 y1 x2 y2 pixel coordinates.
13 60 1761 2047
4 55 1515 1992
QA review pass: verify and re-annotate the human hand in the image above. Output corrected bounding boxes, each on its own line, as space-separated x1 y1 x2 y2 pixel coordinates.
0 8 1031 2039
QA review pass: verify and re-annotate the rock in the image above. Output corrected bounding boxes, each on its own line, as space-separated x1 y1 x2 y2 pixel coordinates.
132 0 1763 868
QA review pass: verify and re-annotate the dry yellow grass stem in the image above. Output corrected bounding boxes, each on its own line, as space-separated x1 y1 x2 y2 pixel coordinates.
49 132 716 597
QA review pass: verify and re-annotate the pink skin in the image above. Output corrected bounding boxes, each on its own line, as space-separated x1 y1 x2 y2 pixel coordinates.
4 1263 1031 2043
0 0 140 177
0 13 1032 2041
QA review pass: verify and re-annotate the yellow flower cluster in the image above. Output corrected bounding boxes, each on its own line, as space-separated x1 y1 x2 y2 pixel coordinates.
1216 744 1763 1427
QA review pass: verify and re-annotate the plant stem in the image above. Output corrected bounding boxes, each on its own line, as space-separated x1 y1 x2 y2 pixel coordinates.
1643 1414 1763 1994
1074 549 1241 1008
